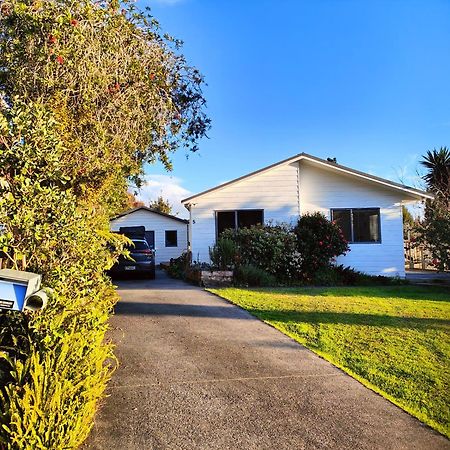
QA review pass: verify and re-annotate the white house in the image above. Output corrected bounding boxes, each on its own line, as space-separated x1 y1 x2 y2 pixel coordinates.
110 207 188 265
181 153 432 277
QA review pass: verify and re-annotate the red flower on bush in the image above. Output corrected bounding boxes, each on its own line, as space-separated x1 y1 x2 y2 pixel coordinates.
108 83 121 94
70 19 78 26
56 55 64 64
294 212 350 277
48 34 57 45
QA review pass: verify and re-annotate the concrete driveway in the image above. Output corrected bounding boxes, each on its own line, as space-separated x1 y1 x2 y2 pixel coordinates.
406 270 450 286
86 271 448 450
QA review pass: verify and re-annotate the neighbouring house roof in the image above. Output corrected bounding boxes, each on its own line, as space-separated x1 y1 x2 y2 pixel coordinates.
182 152 433 204
111 206 189 224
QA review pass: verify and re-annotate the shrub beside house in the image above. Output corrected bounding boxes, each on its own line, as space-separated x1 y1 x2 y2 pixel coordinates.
168 213 408 287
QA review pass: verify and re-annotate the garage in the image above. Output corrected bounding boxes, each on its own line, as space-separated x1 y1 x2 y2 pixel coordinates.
110 207 189 265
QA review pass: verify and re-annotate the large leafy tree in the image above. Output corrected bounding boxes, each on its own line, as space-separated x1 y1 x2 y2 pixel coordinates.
417 147 450 270
149 196 173 214
126 192 145 209
0 0 209 213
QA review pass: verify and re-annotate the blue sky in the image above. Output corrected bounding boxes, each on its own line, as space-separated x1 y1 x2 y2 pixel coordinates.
137 0 450 216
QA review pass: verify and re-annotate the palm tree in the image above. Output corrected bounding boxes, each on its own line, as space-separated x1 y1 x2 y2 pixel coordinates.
417 147 450 271
420 147 450 205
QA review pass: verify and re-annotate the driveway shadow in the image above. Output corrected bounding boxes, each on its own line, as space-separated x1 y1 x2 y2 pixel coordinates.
114 301 449 330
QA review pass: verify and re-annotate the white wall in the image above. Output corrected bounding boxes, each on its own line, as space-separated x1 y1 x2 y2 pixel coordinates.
188 159 408 277
189 162 300 262
110 210 188 264
299 161 406 277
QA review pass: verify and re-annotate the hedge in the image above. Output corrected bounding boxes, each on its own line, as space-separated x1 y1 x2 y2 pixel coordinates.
0 0 208 447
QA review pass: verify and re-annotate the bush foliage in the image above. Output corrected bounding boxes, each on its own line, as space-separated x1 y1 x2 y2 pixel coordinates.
0 1 208 448
167 251 191 279
415 148 450 271
0 101 121 449
220 225 302 282
234 264 276 287
209 238 237 271
293 212 349 279
312 265 406 286
209 215 349 286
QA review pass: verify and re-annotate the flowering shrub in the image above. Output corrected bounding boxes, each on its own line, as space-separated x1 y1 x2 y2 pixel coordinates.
293 212 349 279
0 0 208 448
211 215 348 284
221 225 302 282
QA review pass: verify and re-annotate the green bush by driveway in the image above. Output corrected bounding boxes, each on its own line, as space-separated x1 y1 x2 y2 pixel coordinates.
209 286 450 438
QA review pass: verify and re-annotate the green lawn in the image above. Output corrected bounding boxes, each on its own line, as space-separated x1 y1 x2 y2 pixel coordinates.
209 285 450 438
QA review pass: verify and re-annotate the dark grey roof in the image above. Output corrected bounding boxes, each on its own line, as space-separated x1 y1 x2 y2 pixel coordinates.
182 152 433 203
111 206 188 223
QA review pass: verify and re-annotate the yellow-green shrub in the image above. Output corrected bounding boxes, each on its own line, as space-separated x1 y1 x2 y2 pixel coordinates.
0 101 122 448
0 287 115 449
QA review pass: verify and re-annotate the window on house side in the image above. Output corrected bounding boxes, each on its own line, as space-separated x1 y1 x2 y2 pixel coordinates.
216 211 236 237
331 209 352 241
216 210 264 238
331 208 381 243
237 210 264 228
165 230 178 247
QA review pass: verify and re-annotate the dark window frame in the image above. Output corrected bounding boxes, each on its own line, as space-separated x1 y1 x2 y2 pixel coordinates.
215 209 264 240
165 230 178 247
331 208 381 244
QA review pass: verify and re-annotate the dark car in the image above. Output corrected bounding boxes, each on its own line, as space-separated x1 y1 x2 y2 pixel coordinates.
110 238 155 279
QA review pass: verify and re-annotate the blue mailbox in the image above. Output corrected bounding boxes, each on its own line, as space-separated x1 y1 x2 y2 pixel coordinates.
0 269 46 312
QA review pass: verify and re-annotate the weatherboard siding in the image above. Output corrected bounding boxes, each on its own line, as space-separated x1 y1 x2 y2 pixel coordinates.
299 162 405 277
190 163 300 262
189 160 406 277
110 210 188 264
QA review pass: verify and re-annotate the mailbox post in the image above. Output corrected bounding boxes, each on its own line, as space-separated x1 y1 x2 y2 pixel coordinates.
0 269 48 312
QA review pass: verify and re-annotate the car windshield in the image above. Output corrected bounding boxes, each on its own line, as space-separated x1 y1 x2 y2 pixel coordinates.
129 240 149 251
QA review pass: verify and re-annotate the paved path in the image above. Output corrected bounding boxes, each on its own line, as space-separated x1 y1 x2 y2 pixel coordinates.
406 270 450 286
86 271 449 450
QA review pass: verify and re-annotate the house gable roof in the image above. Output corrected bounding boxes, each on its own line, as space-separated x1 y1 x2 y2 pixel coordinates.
182 152 433 204
111 206 188 224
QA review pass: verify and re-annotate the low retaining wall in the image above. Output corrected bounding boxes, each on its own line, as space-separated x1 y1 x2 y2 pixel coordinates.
185 269 233 287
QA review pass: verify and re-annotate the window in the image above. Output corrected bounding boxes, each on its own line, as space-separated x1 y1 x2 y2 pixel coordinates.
217 211 236 237
331 208 381 243
165 230 178 247
237 210 264 228
130 240 150 251
216 210 264 238
332 209 352 241
353 209 380 242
